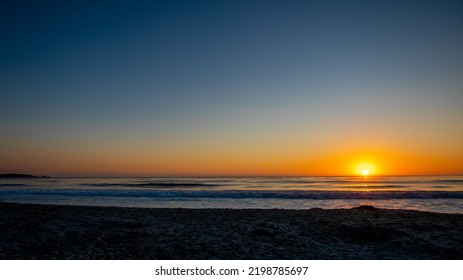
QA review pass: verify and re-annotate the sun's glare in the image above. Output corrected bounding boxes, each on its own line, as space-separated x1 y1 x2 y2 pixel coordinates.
355 163 376 177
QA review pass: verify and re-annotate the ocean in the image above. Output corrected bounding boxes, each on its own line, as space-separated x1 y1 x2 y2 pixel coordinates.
1 176 462 213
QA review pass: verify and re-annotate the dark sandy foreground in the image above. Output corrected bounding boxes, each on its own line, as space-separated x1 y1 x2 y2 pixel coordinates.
1 202 462 259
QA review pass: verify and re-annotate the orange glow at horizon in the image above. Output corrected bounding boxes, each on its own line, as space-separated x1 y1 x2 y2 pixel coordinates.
2 132 463 177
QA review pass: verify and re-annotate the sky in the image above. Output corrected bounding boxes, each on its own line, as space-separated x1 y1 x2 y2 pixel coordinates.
1 0 463 176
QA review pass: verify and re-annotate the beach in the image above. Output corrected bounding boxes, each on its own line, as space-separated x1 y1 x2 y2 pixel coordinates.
1 202 462 259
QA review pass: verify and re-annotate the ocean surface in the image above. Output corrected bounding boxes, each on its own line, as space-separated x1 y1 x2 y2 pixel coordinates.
1 176 462 213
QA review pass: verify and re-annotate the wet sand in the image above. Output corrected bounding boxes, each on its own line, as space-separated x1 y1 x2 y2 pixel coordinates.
0 202 462 259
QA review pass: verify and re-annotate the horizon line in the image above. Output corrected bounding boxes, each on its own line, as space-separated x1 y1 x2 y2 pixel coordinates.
2 173 463 178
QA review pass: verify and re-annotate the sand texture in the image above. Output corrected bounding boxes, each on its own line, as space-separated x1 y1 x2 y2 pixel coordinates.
1 202 462 259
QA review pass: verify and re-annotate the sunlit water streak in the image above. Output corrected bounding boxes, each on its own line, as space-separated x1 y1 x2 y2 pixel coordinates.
0 176 462 213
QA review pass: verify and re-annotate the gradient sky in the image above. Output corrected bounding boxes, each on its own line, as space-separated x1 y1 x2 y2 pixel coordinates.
1 0 463 176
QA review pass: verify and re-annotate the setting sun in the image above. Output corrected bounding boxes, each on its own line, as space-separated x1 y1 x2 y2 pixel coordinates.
355 163 377 176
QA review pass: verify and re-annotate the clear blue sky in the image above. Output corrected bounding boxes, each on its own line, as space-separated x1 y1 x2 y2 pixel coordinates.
1 0 462 176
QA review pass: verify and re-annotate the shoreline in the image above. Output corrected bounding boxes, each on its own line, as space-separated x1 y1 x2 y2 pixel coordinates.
1 202 462 259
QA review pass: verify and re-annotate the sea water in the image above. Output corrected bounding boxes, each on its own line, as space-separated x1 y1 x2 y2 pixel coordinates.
1 176 462 213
